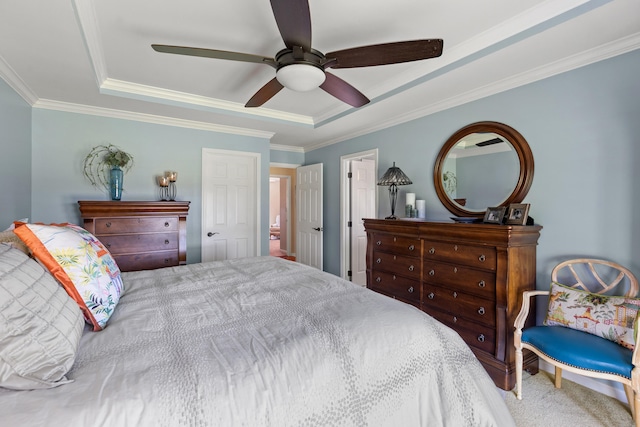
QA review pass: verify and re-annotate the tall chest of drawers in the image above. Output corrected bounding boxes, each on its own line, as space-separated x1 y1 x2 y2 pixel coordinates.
78 201 190 272
364 218 541 390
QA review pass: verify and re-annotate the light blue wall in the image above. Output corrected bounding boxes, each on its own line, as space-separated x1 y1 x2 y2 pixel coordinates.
0 79 31 228
307 49 640 289
30 109 272 262
269 148 304 165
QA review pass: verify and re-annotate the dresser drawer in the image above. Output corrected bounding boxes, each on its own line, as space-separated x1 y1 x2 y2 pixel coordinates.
369 270 420 303
114 251 179 272
371 234 420 257
423 259 496 299
422 283 495 328
427 307 495 354
423 240 496 271
99 233 179 254
95 217 179 234
372 251 420 280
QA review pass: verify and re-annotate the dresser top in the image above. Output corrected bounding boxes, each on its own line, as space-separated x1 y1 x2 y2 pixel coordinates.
78 200 190 217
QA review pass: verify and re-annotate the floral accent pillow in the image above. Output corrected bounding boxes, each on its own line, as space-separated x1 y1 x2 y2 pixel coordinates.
544 281 640 350
14 222 124 331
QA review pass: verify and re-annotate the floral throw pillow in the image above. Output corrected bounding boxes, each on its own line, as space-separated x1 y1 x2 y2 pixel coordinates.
14 222 124 331
544 281 640 350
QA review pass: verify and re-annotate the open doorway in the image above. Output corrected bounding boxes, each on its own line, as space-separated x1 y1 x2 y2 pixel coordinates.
269 166 296 260
340 149 378 285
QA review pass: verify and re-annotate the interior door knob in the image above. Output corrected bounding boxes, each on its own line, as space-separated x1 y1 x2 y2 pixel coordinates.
207 232 219 237
312 227 323 231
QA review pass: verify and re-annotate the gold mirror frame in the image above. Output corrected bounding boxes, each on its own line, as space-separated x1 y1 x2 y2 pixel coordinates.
433 121 534 218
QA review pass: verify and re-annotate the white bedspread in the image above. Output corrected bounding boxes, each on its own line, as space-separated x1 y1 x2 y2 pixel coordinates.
0 256 514 426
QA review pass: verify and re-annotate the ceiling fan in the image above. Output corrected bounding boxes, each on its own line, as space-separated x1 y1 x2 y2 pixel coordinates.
152 0 443 108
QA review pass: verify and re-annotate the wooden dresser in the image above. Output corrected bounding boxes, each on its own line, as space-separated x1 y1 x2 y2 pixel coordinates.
364 218 541 390
78 201 190 272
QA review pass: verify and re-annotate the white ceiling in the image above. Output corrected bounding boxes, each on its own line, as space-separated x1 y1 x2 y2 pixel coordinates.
0 0 638 152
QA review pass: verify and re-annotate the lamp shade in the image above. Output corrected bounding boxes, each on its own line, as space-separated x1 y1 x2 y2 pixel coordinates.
377 162 413 186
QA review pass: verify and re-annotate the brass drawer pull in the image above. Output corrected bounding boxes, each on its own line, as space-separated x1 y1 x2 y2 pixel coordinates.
376 277 381 283
408 245 415 251
408 265 414 272
376 240 382 246
408 286 414 293
164 222 170 227
453 316 457 323
453 292 457 298
164 239 170 245
429 270 435 276
478 334 485 343
478 307 486 315
429 247 435 254
106 222 111 228
478 280 486 288
428 292 435 299
478 254 486 262
376 258 381 264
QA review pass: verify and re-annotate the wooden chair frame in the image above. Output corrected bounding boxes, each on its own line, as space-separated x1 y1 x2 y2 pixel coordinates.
514 258 640 426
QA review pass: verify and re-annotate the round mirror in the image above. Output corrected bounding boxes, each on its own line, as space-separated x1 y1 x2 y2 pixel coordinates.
434 121 534 217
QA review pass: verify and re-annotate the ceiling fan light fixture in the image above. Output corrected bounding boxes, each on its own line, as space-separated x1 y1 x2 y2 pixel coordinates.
276 64 326 92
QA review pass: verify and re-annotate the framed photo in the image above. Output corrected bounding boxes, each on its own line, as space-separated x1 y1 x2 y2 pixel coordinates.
505 203 530 225
483 206 506 224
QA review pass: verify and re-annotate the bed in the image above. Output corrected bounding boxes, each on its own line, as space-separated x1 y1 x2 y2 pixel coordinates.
0 237 514 426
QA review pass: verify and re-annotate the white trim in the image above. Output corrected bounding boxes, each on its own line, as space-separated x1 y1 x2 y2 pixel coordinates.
270 162 302 168
33 99 274 139
340 149 378 281
0 55 38 105
270 143 305 153
101 78 315 126
71 0 107 86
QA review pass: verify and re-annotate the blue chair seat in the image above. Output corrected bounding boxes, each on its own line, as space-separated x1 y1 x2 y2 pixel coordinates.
522 325 633 379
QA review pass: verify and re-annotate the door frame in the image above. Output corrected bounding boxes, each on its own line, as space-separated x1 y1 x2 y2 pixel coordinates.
201 148 261 260
340 149 378 280
269 174 292 256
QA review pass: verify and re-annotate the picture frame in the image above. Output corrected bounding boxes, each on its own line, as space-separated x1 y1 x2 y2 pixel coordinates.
483 206 506 224
505 203 530 225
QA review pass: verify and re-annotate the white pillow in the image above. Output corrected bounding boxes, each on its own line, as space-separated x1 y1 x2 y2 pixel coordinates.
0 244 84 390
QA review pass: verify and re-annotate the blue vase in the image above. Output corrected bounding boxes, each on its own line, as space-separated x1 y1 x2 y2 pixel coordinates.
110 166 123 200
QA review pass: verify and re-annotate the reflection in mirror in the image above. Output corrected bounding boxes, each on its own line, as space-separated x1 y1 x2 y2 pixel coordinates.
433 121 534 218
441 133 520 211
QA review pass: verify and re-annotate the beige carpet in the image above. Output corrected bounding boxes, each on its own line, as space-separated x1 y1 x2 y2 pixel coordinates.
505 371 634 426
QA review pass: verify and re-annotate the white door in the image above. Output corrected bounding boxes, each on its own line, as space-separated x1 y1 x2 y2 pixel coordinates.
350 159 376 286
201 149 259 262
296 163 323 269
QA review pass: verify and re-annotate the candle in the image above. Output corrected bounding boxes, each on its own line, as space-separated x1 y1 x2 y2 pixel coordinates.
416 200 426 218
157 176 169 187
166 171 178 182
406 193 416 209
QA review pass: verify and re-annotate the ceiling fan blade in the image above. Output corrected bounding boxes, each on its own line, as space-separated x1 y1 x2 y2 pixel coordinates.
152 44 276 67
270 0 312 51
325 39 443 69
320 72 370 108
245 78 284 107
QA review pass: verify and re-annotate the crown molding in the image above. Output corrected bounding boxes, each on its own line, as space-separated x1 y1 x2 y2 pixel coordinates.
0 55 38 105
100 78 315 127
33 99 275 139
72 0 107 85
304 33 640 153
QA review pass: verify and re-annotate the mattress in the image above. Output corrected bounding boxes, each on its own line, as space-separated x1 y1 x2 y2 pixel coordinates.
0 256 514 426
